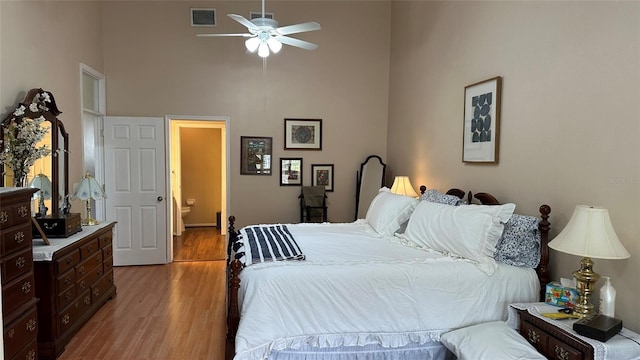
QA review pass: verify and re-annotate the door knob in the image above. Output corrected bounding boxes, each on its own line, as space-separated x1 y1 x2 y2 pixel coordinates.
157 196 164 202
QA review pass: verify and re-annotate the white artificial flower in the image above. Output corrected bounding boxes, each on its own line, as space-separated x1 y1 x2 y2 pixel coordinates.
41 92 51 102
13 105 25 117
29 103 39 112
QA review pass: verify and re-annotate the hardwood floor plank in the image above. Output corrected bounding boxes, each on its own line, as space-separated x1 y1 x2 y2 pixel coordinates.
59 261 227 360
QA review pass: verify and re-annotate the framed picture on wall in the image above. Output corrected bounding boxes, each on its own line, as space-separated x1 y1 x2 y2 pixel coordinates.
240 136 272 175
284 118 322 150
462 76 502 163
280 158 303 186
311 164 334 192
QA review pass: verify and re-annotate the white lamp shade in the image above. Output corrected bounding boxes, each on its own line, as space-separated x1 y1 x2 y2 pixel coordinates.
245 37 260 53
267 37 282 53
28 173 52 199
72 173 107 201
390 176 418 197
549 205 630 259
258 42 270 58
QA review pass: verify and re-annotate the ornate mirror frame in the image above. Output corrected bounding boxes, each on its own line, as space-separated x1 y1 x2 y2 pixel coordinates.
355 155 386 220
1 88 69 215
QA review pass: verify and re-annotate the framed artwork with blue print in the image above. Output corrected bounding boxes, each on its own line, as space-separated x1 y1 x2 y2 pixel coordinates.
463 76 502 163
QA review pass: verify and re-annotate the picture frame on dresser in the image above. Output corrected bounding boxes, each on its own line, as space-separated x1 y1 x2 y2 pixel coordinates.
462 76 502 164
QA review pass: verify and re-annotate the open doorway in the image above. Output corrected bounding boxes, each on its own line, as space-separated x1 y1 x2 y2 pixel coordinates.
168 116 229 262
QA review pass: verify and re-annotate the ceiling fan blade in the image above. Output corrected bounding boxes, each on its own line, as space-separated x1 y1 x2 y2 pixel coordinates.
197 33 253 37
276 22 321 36
277 36 318 50
228 14 259 31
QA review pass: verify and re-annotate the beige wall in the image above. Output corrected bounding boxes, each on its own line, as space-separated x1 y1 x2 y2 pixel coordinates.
181 127 222 226
388 1 640 331
101 1 391 225
1 1 103 209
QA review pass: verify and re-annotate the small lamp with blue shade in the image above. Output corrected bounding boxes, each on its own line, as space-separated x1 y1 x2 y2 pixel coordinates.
72 173 107 226
28 173 52 217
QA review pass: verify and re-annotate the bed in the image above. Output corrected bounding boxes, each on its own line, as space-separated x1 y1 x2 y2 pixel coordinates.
225 187 551 360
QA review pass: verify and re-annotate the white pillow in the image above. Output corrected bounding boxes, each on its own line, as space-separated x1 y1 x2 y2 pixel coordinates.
440 321 546 360
365 187 419 237
403 201 515 274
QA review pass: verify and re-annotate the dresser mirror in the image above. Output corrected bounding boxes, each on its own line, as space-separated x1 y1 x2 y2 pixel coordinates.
355 155 386 220
1 88 69 215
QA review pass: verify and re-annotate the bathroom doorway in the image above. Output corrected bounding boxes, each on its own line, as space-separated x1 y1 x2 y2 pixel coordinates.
168 116 229 262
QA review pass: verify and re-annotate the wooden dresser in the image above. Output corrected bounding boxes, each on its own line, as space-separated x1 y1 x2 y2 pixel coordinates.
32 221 117 359
0 187 39 360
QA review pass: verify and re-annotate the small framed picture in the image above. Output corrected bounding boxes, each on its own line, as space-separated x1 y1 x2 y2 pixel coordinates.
284 118 322 150
280 158 303 186
240 136 272 175
462 76 502 163
311 164 334 192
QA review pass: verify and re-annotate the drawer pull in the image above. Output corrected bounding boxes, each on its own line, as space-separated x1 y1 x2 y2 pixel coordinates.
527 329 540 344
14 231 25 244
27 349 36 360
554 345 570 360
44 222 59 230
7 328 15 338
26 318 36 332
87 245 94 253
78 265 85 275
21 281 32 294
64 277 72 285
66 292 73 300
93 288 101 297
18 205 28 218
0 211 7 223
66 257 73 265
79 280 87 290
16 256 26 269
62 313 70 325
84 295 91 305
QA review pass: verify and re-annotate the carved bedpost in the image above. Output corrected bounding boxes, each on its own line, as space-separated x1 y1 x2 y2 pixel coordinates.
419 185 426 195
537 205 551 301
226 215 241 355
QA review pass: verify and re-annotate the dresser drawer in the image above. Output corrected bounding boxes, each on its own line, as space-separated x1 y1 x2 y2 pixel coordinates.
80 238 100 259
520 319 549 354
58 290 92 335
548 336 583 360
2 247 33 285
0 203 30 231
56 269 76 294
1 223 32 256
3 306 38 359
55 249 80 274
75 251 103 280
102 244 113 260
92 270 114 303
103 256 113 274
77 264 104 294
57 286 77 310
99 232 113 248
7 338 37 360
2 272 35 315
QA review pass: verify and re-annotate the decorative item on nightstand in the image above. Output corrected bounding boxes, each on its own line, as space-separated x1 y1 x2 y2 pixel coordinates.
390 176 418 197
28 173 52 217
548 205 630 318
72 172 107 226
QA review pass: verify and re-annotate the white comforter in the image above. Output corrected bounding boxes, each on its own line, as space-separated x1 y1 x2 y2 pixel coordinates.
234 221 539 360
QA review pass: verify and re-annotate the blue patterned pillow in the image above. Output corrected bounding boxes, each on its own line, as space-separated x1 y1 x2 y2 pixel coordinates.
494 214 540 267
420 189 463 206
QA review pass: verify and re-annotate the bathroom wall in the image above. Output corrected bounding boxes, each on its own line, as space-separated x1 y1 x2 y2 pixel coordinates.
180 127 223 227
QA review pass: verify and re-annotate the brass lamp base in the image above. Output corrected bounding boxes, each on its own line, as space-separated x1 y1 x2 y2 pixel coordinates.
82 200 101 226
573 257 600 318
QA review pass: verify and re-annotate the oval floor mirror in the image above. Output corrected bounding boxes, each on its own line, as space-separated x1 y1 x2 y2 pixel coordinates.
355 155 386 220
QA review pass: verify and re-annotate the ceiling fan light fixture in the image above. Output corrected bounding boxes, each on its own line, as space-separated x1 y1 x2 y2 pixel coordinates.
258 42 270 58
267 37 282 53
245 37 260 52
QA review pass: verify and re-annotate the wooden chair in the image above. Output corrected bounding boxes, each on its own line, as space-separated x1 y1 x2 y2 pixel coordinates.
299 186 327 222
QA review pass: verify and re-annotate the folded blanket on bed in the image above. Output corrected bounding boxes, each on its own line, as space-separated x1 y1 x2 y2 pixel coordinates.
234 225 305 266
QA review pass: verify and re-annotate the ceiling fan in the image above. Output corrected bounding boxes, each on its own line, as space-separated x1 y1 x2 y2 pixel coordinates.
197 0 321 58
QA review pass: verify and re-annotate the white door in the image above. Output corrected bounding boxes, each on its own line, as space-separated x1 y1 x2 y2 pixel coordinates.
104 116 168 265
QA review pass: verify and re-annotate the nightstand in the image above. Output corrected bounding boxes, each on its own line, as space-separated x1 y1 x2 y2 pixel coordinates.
508 303 640 360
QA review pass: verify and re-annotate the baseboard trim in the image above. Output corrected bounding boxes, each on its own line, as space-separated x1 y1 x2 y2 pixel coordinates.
185 223 217 227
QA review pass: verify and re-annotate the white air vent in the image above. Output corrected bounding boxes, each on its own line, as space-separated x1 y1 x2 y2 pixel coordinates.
191 8 216 27
250 11 274 20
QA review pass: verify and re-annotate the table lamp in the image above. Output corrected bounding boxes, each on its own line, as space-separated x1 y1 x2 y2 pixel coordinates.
390 176 418 197
72 172 107 226
548 205 630 317
28 173 52 217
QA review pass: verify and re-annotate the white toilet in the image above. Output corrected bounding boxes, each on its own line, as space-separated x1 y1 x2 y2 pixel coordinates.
173 195 192 236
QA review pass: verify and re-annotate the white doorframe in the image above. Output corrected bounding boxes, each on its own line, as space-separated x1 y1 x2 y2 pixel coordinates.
165 115 230 261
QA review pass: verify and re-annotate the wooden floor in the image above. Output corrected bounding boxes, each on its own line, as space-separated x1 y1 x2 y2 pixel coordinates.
59 228 227 360
174 227 226 262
